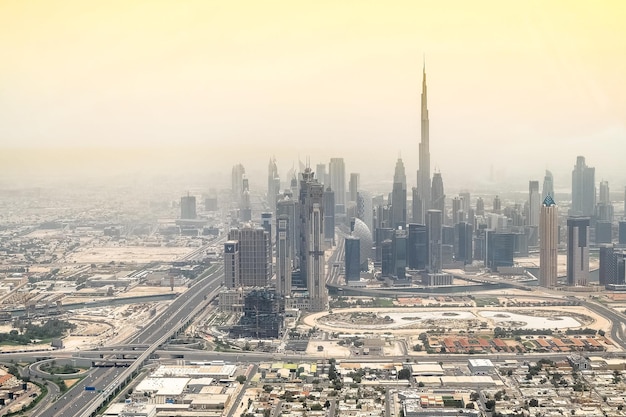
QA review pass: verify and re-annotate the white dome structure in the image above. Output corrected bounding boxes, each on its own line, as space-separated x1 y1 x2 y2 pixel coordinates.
351 218 373 266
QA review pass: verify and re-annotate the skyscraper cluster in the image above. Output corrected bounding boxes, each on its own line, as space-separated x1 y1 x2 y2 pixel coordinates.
221 62 622 328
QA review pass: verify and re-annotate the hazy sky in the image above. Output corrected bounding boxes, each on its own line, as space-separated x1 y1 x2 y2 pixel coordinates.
1 1 625 190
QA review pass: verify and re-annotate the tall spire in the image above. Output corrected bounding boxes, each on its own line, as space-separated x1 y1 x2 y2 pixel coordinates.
416 57 432 223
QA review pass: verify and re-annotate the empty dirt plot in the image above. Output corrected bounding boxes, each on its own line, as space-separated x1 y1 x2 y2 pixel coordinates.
65 246 193 264
305 306 606 335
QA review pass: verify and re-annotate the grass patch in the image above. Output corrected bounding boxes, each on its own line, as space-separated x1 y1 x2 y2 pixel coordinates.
371 298 395 308
475 297 500 307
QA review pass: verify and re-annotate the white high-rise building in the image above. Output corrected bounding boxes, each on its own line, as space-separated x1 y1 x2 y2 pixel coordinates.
329 158 346 214
276 214 292 296
528 180 540 227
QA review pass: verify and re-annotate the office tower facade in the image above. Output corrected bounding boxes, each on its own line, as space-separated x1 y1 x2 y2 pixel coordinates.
232 164 246 202
352 218 373 269
323 187 335 244
345 237 360 282
455 222 473 265
408 223 428 270
452 197 462 225
599 180 610 205
375 227 393 264
392 229 408 279
391 158 407 229
268 157 279 213
459 191 471 213
493 195 501 213
329 158 346 214
381 239 393 276
277 193 298 268
596 180 613 222
224 241 240 288
426 209 443 273
595 221 612 244
442 225 455 246
528 181 540 227
542 170 554 200
228 226 271 287
567 217 590 286
619 221 626 245
180 195 197 219
316 163 327 187
348 173 360 203
357 190 374 234
276 214 292 296
290 175 298 197
261 212 272 239
431 172 445 218
467 208 475 230
487 232 515 269
571 156 596 216
476 197 485 216
599 248 626 287
416 62 432 224
241 189 252 222
411 187 422 224
599 245 616 286
298 168 326 311
539 195 558 287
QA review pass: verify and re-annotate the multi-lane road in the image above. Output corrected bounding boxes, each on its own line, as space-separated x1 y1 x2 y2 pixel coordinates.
34 262 225 417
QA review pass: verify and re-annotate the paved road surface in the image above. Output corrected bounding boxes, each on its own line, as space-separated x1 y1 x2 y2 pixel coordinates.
36 263 225 417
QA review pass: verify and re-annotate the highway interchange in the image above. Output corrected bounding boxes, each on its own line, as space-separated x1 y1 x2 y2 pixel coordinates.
30 258 225 417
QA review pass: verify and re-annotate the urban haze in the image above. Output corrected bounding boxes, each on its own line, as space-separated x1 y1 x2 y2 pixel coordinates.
1 2 626 417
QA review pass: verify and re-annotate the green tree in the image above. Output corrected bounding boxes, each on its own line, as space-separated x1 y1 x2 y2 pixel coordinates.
397 368 411 380
485 399 496 411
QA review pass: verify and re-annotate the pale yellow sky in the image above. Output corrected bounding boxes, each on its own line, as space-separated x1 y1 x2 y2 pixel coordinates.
0 0 625 187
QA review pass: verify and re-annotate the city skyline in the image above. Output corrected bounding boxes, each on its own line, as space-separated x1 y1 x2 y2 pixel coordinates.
1 1 625 189
3 3 626 414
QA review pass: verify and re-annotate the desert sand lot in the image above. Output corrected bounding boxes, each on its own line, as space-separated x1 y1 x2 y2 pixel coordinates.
304 306 610 335
65 246 194 263
515 255 599 276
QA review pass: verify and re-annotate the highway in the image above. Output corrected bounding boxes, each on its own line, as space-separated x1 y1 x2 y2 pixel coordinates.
581 299 626 350
35 262 225 417
27 379 60 416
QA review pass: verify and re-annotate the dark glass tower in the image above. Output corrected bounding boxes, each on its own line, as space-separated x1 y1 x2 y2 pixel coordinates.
567 217 590 286
345 236 360 282
408 223 428 270
426 210 443 273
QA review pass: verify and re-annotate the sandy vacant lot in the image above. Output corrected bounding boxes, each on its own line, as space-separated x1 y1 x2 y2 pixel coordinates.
304 306 610 335
65 246 194 264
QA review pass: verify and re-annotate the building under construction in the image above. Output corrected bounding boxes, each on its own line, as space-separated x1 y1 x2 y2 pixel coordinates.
230 288 285 339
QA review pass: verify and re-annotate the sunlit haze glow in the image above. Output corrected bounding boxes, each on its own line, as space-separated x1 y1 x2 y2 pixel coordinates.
1 1 625 191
